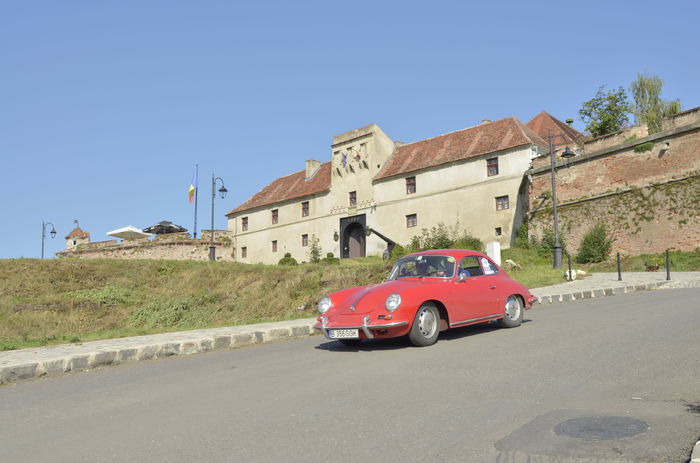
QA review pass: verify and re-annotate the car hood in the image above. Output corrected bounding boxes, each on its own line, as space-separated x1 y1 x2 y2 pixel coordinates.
329 278 445 315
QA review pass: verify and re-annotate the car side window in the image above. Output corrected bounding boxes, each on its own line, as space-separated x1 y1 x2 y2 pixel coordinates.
459 256 483 277
480 257 499 275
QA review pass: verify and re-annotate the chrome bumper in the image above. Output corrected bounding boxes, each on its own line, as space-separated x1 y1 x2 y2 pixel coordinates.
317 316 408 340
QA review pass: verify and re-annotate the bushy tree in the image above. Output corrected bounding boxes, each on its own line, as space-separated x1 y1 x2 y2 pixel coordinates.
575 222 613 263
630 72 681 134
579 85 631 137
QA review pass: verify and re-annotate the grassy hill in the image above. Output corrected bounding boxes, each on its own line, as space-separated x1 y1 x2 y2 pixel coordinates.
2 247 697 350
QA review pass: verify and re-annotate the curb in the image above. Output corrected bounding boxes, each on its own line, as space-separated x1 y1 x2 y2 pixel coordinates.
0 319 318 385
533 281 666 305
532 279 700 306
692 439 700 463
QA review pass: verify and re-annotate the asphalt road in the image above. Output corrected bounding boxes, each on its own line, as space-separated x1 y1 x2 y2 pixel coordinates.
1 289 699 463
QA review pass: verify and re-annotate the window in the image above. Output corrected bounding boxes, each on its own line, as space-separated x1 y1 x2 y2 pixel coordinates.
406 214 417 228
241 217 248 231
495 227 502 236
301 201 309 217
406 176 416 194
271 209 278 224
272 240 278 252
241 247 247 258
302 234 308 247
360 143 367 154
496 195 509 211
349 191 357 206
487 157 499 177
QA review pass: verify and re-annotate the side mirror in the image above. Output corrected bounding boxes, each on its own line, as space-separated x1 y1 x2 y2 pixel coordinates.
457 273 468 282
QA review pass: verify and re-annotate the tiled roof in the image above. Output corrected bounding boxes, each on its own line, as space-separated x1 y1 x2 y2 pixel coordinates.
65 226 90 239
226 162 331 216
374 117 548 181
525 111 584 147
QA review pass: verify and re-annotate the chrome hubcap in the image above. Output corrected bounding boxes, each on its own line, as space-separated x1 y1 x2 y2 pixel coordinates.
418 308 437 338
505 297 521 320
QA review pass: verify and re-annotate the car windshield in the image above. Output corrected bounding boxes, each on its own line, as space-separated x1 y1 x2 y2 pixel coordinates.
388 254 456 279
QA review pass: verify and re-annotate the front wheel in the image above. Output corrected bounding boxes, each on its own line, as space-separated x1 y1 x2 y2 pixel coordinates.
409 303 440 347
498 295 523 328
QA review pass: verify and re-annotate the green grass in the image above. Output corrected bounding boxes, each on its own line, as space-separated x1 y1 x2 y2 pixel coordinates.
500 247 571 288
0 258 390 351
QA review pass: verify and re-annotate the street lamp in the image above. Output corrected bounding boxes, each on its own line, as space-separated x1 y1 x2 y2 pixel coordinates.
547 130 576 269
41 221 57 259
209 175 228 261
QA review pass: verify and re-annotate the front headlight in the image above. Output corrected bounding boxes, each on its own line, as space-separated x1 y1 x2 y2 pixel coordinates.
318 296 332 314
385 293 402 312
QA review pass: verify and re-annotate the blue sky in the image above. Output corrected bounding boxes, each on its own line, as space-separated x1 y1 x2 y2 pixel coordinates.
2 0 698 259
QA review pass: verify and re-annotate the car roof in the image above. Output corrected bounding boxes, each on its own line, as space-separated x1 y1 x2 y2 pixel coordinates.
405 249 489 260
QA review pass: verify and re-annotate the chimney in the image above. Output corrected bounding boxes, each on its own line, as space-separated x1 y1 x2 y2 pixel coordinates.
305 159 321 179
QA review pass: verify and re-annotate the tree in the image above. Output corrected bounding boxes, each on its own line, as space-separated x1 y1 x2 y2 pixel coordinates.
579 85 630 137
307 235 321 263
630 72 681 134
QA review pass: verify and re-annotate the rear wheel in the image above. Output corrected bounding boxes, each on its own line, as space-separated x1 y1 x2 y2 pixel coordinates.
409 303 440 347
498 295 523 328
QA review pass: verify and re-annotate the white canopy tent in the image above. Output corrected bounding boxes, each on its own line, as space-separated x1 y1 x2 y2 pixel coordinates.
106 225 152 240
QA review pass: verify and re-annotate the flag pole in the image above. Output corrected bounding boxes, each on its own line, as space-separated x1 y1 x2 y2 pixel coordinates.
194 164 199 239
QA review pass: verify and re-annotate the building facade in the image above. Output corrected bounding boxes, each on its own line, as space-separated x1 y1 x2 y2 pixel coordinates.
227 117 550 265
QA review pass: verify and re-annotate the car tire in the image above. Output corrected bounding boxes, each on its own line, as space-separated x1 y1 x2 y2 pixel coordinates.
498 295 523 328
338 339 361 346
409 303 440 347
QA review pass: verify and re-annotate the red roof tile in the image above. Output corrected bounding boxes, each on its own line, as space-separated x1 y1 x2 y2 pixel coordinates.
525 112 584 147
65 226 90 239
374 117 548 181
226 162 331 216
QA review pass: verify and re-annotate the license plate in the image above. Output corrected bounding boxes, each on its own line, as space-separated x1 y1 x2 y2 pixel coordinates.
328 329 359 339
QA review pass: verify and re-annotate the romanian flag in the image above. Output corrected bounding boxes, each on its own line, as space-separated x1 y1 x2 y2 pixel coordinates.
188 169 197 203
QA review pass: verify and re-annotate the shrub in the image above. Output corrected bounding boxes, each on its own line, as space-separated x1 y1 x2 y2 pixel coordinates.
453 231 484 252
407 222 484 252
536 227 568 259
278 252 298 266
634 141 654 153
514 219 530 249
576 222 613 263
321 252 340 265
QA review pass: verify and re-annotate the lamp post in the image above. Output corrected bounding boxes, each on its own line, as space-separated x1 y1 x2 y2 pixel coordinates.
547 130 575 269
41 221 57 259
209 175 228 261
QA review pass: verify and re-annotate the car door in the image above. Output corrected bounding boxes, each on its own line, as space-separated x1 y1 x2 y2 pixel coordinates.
448 255 502 326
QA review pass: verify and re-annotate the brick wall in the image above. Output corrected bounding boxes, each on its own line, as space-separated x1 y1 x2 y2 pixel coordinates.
529 111 700 257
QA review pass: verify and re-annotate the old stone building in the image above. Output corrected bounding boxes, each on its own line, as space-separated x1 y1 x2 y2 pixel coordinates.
226 117 551 264
64 222 90 250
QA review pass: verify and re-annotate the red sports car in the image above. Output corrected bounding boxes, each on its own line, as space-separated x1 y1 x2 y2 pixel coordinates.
315 249 537 347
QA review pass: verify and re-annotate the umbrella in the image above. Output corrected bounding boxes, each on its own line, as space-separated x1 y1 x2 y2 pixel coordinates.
106 225 152 240
143 221 188 235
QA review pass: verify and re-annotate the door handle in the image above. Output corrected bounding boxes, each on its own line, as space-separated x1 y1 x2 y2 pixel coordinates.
489 286 497 289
